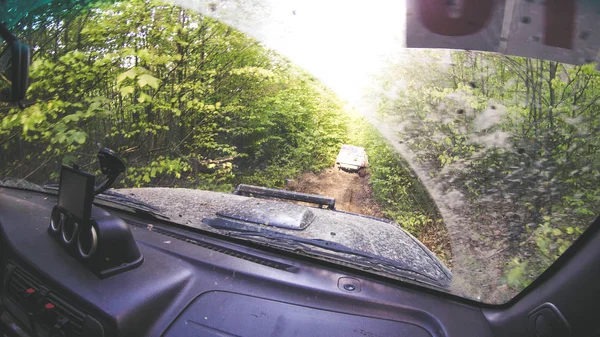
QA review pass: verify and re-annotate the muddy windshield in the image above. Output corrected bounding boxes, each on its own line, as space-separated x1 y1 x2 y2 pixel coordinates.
340 145 364 155
0 0 598 304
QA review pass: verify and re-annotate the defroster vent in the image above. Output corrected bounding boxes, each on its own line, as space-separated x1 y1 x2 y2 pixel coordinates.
125 219 295 271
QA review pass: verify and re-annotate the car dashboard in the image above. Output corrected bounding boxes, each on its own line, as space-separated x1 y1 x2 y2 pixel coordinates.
0 187 494 337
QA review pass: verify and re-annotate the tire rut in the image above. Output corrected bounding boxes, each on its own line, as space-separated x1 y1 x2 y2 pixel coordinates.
286 168 384 218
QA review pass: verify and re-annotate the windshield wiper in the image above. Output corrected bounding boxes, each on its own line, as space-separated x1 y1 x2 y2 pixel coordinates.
43 184 169 220
95 190 170 220
0 178 46 192
203 217 441 285
96 189 161 210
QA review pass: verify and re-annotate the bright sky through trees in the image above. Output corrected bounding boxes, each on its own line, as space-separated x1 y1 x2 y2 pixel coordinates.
169 0 408 105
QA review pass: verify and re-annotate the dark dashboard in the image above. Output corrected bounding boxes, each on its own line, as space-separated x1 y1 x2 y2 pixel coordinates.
0 187 494 337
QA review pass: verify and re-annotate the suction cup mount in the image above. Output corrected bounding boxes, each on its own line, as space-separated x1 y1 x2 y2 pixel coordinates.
94 148 126 195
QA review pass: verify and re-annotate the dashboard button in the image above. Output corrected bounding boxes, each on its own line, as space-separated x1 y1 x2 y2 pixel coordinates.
36 301 58 327
22 287 41 312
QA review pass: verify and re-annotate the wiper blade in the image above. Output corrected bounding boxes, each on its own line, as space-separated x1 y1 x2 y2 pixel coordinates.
43 185 169 220
203 217 440 284
96 190 170 220
97 190 161 211
1 178 46 192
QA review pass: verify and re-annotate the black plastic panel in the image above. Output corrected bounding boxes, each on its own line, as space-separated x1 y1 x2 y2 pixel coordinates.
484 216 600 337
165 291 431 337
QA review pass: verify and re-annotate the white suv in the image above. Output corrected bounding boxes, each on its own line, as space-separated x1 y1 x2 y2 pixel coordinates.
335 144 369 176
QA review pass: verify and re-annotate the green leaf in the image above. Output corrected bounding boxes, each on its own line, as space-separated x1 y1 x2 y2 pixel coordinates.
62 155 77 165
71 131 87 145
138 92 152 103
551 228 563 236
120 86 134 96
117 68 137 83
138 74 160 89
62 113 81 123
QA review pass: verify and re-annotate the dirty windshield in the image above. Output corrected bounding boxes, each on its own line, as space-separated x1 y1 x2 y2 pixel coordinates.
341 145 361 153
0 0 599 304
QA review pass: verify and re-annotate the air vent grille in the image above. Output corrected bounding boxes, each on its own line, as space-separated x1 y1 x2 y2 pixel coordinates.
126 219 293 271
7 266 40 306
7 264 85 337
46 292 85 336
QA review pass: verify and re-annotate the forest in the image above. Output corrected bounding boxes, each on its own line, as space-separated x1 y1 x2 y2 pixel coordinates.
375 50 600 294
0 0 597 302
0 0 439 244
0 0 352 190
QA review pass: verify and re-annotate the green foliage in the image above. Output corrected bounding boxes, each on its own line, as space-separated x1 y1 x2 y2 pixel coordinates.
502 258 530 290
127 157 191 187
534 219 583 265
0 0 349 190
347 115 440 237
374 49 600 292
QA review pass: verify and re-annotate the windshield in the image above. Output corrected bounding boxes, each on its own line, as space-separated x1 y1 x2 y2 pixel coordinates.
0 0 598 305
340 145 364 155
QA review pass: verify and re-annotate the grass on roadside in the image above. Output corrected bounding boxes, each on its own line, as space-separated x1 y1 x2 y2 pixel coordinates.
346 112 452 267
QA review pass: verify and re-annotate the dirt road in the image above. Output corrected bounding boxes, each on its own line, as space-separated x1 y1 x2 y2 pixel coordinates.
286 168 384 217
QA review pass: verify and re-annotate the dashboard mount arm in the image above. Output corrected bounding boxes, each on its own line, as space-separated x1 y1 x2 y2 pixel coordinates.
94 148 126 195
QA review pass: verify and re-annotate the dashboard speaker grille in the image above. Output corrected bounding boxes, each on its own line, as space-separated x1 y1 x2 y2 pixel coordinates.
125 219 294 271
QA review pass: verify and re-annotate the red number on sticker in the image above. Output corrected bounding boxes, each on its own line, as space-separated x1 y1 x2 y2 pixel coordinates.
418 0 577 50
544 0 576 49
418 0 494 36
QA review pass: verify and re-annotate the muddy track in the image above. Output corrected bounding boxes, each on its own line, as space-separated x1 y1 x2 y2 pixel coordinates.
286 165 453 269
286 167 384 217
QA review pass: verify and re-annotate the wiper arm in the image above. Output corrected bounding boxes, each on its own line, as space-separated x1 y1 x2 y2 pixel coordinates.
203 217 439 284
209 218 396 262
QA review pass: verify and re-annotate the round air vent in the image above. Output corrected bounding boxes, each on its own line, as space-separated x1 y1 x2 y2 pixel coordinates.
61 218 79 245
50 207 66 232
78 224 98 259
